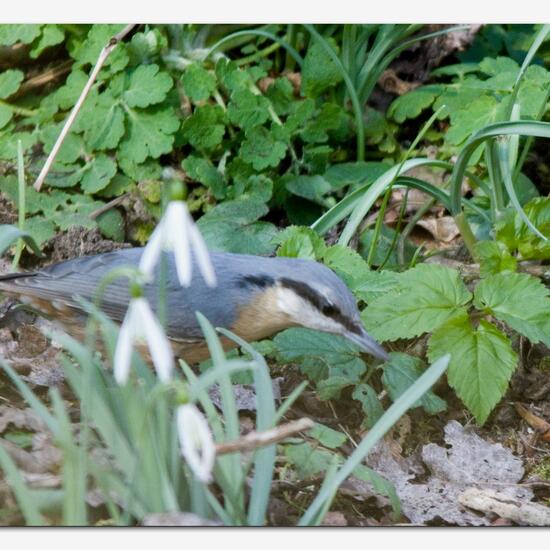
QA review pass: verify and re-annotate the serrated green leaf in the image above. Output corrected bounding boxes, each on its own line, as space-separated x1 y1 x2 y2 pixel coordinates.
274 327 367 399
275 226 327 260
44 162 88 188
24 217 56 246
363 108 399 153
70 24 128 73
96 208 124 242
197 198 278 255
322 244 370 289
181 104 225 151
120 106 179 163
97 173 134 198
181 63 216 102
227 89 270 131
0 24 40 46
388 85 442 123
382 353 447 414
80 154 117 193
473 272 550 347
309 423 347 449
428 312 517 424
352 383 384 429
444 94 507 146
362 263 473 341
239 126 287 170
265 78 294 115
301 103 349 143
53 70 89 111
41 125 84 164
75 91 125 150
0 69 24 99
231 174 273 203
479 56 519 75
0 130 36 160
285 442 339 478
29 24 65 58
473 241 517 277
122 64 172 108
301 41 343 98
182 155 225 199
215 58 254 93
496 197 550 260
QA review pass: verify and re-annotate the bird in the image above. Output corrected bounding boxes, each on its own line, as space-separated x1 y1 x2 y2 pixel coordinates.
0 248 389 363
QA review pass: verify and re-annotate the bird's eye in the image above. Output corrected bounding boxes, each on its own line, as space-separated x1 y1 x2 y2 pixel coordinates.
322 303 337 316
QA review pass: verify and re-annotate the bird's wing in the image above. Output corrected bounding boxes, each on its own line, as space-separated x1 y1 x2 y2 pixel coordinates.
0 249 142 324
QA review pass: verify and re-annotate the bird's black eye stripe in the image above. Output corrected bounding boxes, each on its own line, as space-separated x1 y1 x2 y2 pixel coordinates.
279 277 360 334
238 274 275 289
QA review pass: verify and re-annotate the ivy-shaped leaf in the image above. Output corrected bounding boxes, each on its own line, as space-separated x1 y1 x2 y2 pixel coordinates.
227 89 270 130
122 64 172 108
196 198 278 255
181 104 225 151
239 126 287 170
120 106 180 164
181 62 217 102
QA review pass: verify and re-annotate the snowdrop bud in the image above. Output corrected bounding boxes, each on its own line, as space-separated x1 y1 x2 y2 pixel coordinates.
177 404 215 484
114 296 174 385
139 199 216 288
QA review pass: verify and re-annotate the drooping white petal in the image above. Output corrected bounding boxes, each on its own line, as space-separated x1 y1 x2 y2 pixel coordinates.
177 404 215 484
168 202 192 287
139 221 165 278
113 304 138 385
136 298 175 383
188 222 217 287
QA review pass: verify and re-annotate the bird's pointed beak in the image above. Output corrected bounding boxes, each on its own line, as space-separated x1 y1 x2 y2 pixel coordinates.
344 326 390 362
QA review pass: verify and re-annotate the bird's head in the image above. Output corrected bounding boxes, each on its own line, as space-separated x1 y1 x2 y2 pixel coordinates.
230 256 389 361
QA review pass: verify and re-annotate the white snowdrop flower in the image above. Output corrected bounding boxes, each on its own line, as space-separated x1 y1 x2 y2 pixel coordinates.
139 199 216 288
177 404 216 484
114 295 174 385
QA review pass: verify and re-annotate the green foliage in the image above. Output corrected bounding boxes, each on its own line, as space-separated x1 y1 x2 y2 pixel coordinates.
496 197 550 260
301 41 343 98
382 353 447 415
474 240 518 276
474 272 550 347
389 55 550 156
274 328 367 399
362 264 473 341
428 313 517 424
197 198 278 255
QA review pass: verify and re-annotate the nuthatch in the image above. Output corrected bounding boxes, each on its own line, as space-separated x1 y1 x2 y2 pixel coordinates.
0 248 389 363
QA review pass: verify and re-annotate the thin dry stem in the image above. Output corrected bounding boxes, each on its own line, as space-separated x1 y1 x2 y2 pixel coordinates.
215 417 314 455
33 24 136 192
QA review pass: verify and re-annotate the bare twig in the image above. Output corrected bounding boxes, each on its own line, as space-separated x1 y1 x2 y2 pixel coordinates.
33 24 137 192
89 193 128 220
459 487 550 526
215 417 314 455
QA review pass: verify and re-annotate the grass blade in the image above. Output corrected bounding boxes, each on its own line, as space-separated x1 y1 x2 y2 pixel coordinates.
299 354 450 525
